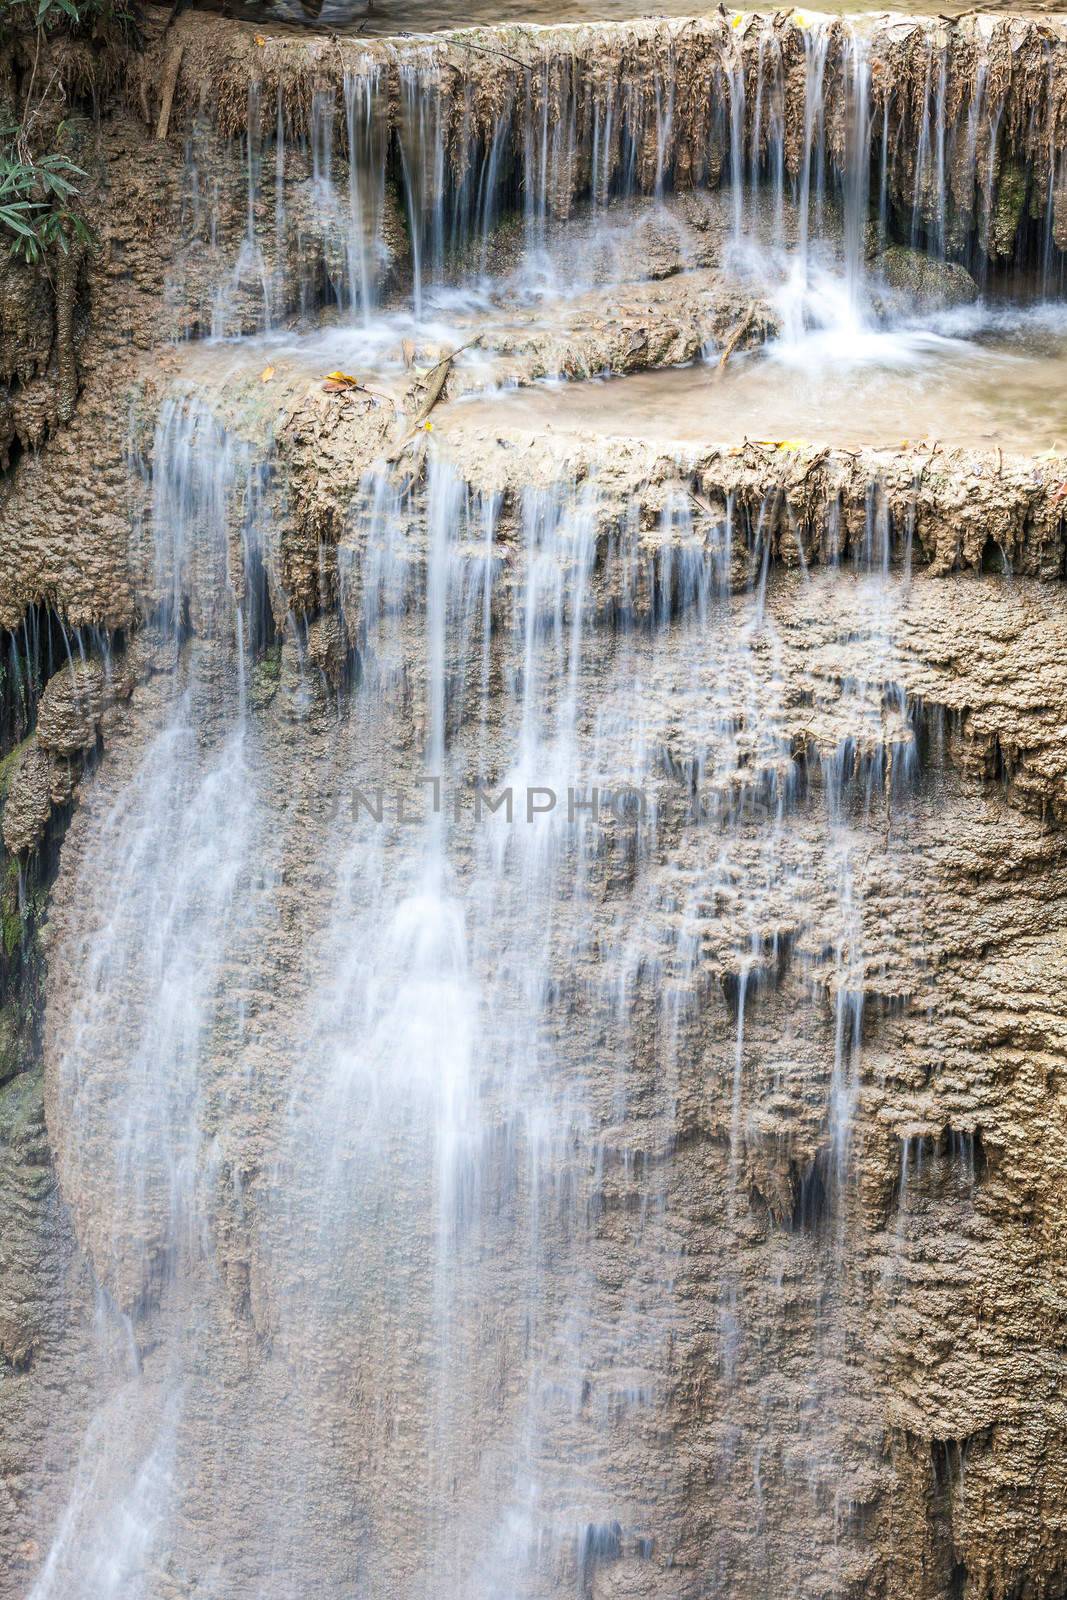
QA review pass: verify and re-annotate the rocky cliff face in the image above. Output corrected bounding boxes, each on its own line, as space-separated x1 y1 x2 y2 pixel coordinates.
3 9 1067 1600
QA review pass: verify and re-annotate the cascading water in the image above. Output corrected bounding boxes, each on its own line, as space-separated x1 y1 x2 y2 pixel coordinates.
29 421 937 1594
169 10 1067 334
11 8 1067 1600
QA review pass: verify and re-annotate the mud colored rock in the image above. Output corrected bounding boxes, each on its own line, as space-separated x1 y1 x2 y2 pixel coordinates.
6 15 1067 1600
35 662 107 759
874 246 979 309
1 747 55 859
31 548 1067 1600
35 657 133 759
141 9 1067 261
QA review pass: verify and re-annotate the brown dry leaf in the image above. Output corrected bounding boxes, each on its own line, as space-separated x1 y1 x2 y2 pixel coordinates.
401 339 416 369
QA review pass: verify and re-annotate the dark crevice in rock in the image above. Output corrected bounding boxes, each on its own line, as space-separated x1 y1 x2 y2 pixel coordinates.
789 1147 832 1236
578 1520 623 1595
0 606 82 749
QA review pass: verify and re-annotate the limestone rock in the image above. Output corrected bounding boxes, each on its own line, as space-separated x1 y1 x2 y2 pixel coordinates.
35 656 133 759
1 746 55 858
873 246 980 310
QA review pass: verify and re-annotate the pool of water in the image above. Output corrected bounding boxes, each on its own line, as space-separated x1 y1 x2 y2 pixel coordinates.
438 301 1067 453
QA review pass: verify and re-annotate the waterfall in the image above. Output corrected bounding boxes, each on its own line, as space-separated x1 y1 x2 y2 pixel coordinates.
30 409 940 1592
9 8 1067 1600
165 13 1067 338
29 396 271 1599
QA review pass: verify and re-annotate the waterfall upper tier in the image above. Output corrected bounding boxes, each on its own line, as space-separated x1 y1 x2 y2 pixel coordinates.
145 5 1067 279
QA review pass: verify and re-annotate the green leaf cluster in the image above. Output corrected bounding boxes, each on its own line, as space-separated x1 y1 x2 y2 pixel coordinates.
0 0 142 38
0 137 92 264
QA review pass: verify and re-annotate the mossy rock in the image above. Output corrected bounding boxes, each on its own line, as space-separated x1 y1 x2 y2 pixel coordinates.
249 643 284 709
1 859 24 962
0 1009 17 1086
0 733 34 807
989 162 1028 258
873 247 979 311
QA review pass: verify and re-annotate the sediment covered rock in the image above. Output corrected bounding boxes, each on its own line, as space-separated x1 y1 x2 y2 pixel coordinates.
873 244 980 308
142 9 1067 265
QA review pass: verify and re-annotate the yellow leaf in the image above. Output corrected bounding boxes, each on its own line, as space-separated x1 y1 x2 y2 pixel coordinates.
260 365 275 383
731 11 743 25
324 370 360 386
255 33 267 44
424 420 435 431
754 438 805 451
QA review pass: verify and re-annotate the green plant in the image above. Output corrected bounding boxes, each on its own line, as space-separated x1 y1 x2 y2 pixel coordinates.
0 141 91 263
0 0 142 38
0 0 146 262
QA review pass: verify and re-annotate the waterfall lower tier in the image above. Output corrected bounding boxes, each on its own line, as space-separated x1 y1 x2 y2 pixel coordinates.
17 433 1067 1596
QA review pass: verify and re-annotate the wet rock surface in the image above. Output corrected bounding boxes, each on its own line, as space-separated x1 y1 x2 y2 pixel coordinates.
24 548 1067 1600
871 245 981 308
4 9 1067 1600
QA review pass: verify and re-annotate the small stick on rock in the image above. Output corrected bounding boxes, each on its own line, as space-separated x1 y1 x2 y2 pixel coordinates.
452 39 532 72
716 302 756 374
388 351 455 460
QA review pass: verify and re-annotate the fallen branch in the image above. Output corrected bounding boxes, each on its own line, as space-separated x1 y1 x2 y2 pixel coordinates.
716 301 756 374
387 350 456 460
801 447 830 482
451 38 533 72
156 45 185 141
413 353 453 423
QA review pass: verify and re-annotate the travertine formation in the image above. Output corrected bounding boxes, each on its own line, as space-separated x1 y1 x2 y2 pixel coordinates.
3 9 1067 1600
